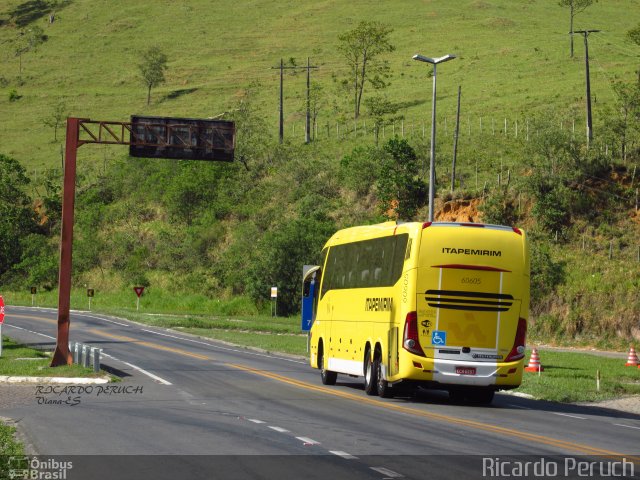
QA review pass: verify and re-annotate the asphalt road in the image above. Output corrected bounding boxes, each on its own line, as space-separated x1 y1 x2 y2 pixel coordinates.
2 306 639 480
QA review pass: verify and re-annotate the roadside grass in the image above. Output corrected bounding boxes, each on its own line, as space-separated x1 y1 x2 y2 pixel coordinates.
517 350 640 403
0 422 23 459
0 336 102 378
3 289 260 317
179 328 307 357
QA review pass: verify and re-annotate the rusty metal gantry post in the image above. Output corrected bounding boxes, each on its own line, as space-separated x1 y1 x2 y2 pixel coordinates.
50 117 235 366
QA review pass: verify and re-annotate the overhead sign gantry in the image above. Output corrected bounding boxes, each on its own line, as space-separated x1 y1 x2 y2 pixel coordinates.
51 116 235 367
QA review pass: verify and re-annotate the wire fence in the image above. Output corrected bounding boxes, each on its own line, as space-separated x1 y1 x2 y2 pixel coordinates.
284 114 639 163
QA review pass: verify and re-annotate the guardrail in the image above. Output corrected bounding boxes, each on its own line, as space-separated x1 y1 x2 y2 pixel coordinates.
68 342 102 373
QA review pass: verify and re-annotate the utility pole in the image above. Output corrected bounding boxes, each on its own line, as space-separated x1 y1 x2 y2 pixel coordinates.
279 59 284 144
452 85 461 193
574 29 600 147
271 58 318 144
304 58 318 143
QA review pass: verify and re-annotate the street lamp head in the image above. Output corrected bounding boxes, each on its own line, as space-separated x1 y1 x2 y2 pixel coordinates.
412 53 456 65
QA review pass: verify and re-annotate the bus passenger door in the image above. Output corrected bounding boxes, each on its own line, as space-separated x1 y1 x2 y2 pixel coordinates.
301 266 321 332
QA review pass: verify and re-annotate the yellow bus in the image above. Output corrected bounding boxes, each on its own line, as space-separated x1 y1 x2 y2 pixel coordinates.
302 221 529 404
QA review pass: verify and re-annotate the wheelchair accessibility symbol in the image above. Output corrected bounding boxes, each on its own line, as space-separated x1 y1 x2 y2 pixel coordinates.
431 330 447 346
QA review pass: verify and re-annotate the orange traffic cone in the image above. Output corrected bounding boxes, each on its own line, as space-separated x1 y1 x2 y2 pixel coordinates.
625 346 639 367
525 348 544 372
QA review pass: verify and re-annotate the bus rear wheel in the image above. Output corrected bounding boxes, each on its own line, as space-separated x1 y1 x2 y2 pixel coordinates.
467 388 494 405
364 351 378 396
375 352 393 398
319 347 337 385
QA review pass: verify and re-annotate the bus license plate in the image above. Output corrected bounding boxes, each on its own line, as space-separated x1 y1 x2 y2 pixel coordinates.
455 367 476 375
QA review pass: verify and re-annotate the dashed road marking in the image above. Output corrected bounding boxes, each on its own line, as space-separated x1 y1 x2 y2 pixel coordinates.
296 436 320 445
247 419 266 424
330 451 358 460
506 403 533 410
551 412 586 420
614 423 640 431
370 466 404 478
268 426 289 433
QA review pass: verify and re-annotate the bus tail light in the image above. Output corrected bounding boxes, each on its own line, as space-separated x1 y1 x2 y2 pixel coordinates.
505 317 527 362
403 311 426 357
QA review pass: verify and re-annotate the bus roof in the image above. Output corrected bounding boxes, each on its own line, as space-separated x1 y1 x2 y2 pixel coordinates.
323 221 524 249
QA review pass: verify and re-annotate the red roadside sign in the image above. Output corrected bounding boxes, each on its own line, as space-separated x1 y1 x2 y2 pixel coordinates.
133 287 145 298
0 296 5 324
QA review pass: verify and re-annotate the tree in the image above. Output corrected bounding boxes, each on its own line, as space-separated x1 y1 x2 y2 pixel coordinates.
627 24 640 84
307 81 325 141
376 138 427 220
338 21 395 119
364 95 403 145
0 154 37 279
138 46 168 105
43 99 67 141
609 80 640 162
558 0 594 58
230 81 271 171
247 217 334 316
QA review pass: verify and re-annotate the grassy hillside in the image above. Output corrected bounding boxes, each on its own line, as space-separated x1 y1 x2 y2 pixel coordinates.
0 0 639 170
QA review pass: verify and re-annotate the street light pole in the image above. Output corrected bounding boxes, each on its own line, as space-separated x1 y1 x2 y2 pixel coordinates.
412 53 456 221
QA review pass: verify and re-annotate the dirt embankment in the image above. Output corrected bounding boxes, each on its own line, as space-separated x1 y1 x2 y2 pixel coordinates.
435 198 482 223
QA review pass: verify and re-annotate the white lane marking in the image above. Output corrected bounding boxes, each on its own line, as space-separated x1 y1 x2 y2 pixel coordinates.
551 412 586 420
75 313 130 327
100 352 172 385
296 436 320 445
7 323 171 386
10 307 306 365
138 328 307 365
330 451 358 460
3 324 55 340
370 467 404 478
247 419 266 424
506 403 533 410
614 423 640 431
268 426 290 433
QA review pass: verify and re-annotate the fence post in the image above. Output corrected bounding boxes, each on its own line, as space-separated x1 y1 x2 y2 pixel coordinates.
475 162 478 190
